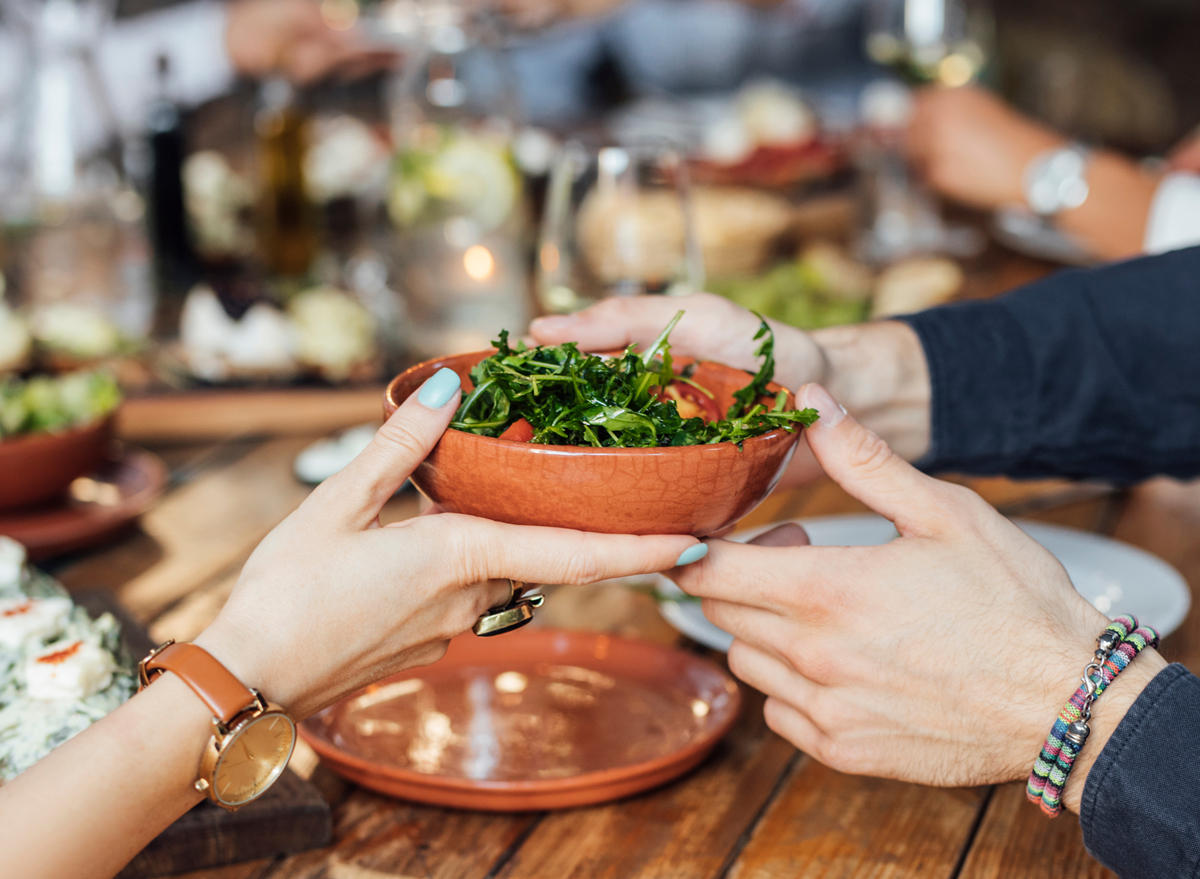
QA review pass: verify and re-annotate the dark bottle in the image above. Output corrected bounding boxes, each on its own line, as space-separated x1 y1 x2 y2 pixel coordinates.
256 78 316 278
147 54 195 290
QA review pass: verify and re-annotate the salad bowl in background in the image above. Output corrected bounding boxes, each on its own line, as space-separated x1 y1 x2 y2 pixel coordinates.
0 413 115 511
384 352 801 537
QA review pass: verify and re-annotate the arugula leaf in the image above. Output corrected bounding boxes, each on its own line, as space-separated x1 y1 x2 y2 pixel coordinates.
727 314 775 419
450 310 818 447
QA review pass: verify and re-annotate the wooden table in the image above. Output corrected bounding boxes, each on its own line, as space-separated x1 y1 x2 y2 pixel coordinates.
48 424 1200 879
41 233 1197 879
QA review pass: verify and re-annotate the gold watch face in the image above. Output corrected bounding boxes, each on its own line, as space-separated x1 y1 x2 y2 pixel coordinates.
212 711 296 807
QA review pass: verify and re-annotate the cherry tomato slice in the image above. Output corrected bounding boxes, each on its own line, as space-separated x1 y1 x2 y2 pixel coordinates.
659 382 721 422
498 418 535 442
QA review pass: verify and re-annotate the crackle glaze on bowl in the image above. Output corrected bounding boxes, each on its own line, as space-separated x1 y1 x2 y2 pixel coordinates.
0 414 115 511
384 351 800 536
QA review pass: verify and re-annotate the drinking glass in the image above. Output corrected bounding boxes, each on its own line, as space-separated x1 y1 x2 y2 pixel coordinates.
858 0 992 263
537 143 704 315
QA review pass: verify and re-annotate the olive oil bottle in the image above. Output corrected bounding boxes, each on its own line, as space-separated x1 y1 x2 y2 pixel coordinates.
256 79 316 277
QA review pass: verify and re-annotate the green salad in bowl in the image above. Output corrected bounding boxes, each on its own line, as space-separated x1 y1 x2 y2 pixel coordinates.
0 371 121 440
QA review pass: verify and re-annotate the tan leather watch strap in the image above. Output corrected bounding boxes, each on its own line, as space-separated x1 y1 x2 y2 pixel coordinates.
142 642 255 724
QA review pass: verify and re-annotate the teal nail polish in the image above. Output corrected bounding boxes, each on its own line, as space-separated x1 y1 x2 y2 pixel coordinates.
675 543 708 567
418 368 462 409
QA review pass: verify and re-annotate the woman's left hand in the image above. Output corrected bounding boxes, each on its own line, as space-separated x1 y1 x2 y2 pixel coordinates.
195 368 702 719
670 383 1166 809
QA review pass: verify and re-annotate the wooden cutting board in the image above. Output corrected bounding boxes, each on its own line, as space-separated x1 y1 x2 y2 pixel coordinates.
74 592 333 878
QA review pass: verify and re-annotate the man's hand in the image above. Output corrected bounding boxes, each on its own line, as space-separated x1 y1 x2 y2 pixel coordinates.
670 382 1165 809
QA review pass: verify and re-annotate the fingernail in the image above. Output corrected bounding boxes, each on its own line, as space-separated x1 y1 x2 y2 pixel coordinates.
675 543 708 567
530 314 578 334
417 368 462 409
799 383 846 428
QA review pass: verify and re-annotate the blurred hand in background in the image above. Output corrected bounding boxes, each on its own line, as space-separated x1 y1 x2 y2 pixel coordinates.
225 0 398 84
907 85 1162 261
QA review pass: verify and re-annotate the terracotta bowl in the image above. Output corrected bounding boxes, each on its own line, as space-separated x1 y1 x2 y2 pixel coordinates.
0 414 115 512
384 351 800 536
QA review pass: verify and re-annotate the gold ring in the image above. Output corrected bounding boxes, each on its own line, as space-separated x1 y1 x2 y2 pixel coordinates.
472 579 544 637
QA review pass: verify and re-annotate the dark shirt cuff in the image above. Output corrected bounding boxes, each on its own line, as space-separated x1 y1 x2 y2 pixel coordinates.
897 301 1037 474
1080 663 1200 878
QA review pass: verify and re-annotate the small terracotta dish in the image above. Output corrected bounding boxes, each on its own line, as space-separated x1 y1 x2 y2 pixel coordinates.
385 352 800 536
0 414 115 511
300 628 741 811
0 447 167 559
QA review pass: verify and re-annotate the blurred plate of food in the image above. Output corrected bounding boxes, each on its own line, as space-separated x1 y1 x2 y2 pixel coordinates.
0 370 122 510
0 537 137 780
609 81 847 190
0 448 167 561
710 239 964 330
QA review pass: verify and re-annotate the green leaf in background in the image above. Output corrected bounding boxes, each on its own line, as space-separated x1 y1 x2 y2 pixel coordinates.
0 370 121 440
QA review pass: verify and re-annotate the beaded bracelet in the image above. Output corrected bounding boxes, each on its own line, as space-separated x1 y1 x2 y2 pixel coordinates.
1026 614 1160 817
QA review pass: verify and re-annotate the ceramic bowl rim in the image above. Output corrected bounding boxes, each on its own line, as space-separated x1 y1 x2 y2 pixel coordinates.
0 412 114 454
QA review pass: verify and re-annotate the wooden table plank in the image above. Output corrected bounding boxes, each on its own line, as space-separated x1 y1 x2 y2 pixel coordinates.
119 388 384 444
726 764 986 879
260 790 537 879
956 784 1113 879
58 437 314 622
494 689 797 879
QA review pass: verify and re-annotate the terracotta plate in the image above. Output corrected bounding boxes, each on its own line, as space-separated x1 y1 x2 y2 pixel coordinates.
0 448 168 560
300 628 742 811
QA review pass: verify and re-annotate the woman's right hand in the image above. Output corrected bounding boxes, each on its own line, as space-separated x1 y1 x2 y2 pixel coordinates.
194 368 703 719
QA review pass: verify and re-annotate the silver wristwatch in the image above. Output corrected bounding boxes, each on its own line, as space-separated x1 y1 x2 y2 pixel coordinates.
1023 144 1091 217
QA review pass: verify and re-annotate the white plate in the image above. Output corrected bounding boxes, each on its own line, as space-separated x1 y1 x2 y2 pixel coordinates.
656 514 1191 652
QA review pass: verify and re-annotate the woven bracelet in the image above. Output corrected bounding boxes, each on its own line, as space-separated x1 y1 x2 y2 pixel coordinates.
1026 615 1160 817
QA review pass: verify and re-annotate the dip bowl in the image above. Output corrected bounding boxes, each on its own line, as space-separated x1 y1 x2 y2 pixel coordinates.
0 414 115 511
384 351 801 537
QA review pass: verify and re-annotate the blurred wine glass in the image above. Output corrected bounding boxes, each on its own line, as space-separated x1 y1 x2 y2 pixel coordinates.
865 0 989 88
859 0 991 263
381 0 531 358
537 143 704 315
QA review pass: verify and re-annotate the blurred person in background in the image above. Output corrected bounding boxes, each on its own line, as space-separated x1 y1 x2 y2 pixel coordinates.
908 85 1200 261
0 0 393 161
498 0 870 125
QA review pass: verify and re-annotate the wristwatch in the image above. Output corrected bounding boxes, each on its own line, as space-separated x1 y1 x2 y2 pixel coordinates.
1023 144 1092 217
139 640 296 810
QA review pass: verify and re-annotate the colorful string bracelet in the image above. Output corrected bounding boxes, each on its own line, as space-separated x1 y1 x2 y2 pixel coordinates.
1026 615 1160 817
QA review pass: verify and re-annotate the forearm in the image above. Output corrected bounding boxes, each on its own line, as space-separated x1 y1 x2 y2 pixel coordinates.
810 321 931 462
1054 149 1159 261
896 246 1200 482
0 673 210 879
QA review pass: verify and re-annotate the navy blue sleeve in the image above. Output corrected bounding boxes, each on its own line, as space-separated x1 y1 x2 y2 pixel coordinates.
1080 664 1200 878
898 246 1200 483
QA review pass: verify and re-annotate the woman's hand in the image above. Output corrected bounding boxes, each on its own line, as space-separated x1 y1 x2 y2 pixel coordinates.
195 367 702 718
670 383 1166 810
